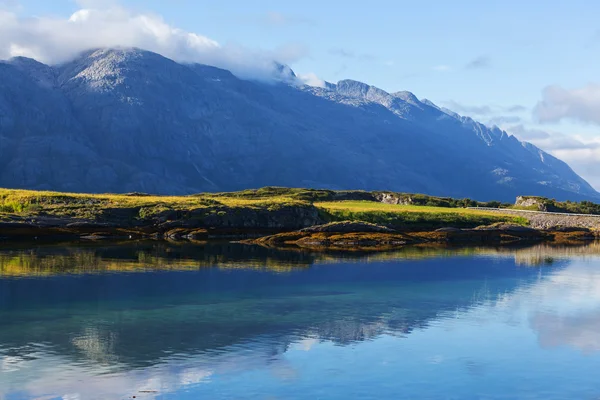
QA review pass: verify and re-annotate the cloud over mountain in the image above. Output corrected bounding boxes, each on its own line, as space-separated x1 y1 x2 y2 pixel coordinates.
534 84 600 125
0 4 308 80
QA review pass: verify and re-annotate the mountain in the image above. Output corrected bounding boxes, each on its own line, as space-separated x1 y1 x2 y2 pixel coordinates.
0 48 597 201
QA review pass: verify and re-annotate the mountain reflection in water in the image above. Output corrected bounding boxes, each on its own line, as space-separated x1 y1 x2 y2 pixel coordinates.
1 241 600 399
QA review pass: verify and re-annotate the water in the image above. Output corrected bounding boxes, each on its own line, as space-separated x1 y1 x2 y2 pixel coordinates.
2 241 600 399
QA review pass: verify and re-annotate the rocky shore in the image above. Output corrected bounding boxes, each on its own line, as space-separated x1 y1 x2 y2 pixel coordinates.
246 221 597 251
0 203 324 241
471 208 600 230
1 203 598 249
1 188 599 249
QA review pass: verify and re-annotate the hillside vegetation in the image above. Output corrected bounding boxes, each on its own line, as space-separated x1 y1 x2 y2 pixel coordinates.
317 201 528 228
0 187 525 230
513 196 600 215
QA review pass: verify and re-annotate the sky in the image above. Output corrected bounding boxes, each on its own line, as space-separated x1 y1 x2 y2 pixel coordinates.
1 0 599 188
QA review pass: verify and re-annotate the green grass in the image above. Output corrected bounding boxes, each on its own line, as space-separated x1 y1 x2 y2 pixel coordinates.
316 201 529 229
0 188 529 229
0 188 308 221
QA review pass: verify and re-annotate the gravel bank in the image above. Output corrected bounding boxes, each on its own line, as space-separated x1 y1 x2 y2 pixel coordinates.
473 208 600 230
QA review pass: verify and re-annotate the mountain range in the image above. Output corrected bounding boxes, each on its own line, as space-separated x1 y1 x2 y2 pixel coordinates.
0 48 597 202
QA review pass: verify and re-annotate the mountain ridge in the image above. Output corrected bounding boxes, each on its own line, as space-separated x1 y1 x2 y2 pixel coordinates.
0 47 596 202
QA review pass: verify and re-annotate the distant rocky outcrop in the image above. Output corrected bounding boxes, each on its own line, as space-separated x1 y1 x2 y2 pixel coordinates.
515 196 550 211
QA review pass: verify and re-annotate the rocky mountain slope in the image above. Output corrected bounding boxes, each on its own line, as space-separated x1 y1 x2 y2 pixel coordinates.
0 48 596 201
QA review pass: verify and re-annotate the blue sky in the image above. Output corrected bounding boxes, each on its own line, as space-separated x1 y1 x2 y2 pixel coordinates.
2 0 600 187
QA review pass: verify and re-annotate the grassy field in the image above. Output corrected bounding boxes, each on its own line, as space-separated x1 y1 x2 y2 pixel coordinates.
0 188 528 229
0 188 308 221
316 201 528 228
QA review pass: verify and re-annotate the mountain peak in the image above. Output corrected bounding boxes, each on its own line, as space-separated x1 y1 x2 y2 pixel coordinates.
392 90 420 105
56 47 181 89
421 98 442 110
7 56 46 67
0 49 596 201
334 79 372 100
272 62 297 83
4 56 57 88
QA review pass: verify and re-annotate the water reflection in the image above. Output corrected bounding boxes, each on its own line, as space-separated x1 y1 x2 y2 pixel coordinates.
1 242 600 399
3 240 600 277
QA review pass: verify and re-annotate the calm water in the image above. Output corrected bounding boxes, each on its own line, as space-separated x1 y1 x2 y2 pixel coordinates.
2 242 600 399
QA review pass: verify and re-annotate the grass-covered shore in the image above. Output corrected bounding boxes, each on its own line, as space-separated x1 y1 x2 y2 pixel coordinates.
316 201 528 228
0 187 525 231
1 187 598 247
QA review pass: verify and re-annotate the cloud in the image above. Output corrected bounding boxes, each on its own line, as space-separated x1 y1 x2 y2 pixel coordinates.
486 116 523 126
532 311 600 353
534 83 600 125
0 0 20 9
0 0 19 10
443 100 527 117
508 124 600 151
272 42 309 63
442 100 493 115
0 5 310 80
554 147 600 190
506 124 550 140
297 72 325 88
506 124 600 189
506 105 527 113
465 55 491 69
329 48 375 61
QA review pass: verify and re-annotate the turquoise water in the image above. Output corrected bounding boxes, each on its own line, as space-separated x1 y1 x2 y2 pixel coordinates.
1 242 600 399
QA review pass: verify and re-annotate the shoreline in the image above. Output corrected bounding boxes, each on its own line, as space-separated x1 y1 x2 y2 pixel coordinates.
2 187 600 250
0 219 596 251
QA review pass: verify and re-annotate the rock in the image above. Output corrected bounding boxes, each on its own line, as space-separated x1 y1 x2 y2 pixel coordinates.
165 228 188 240
515 196 548 211
435 227 462 232
67 222 113 228
185 230 209 240
374 192 414 205
300 221 395 233
549 226 591 233
124 192 151 197
474 223 538 233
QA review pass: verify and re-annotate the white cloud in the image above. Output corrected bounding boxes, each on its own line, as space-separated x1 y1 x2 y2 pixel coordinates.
534 83 600 125
495 261 600 353
486 116 523 126
553 146 600 190
0 5 309 80
507 124 600 189
443 101 527 117
507 124 551 141
297 72 325 88
508 125 600 151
